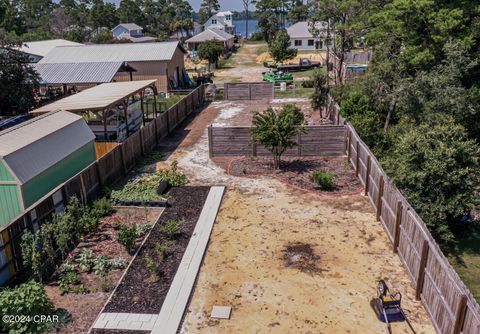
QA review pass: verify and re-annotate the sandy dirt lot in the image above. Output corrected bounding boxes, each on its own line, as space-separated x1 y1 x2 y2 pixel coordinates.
155 100 435 333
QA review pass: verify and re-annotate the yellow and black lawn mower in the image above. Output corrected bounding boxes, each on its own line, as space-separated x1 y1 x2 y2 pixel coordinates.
371 280 416 334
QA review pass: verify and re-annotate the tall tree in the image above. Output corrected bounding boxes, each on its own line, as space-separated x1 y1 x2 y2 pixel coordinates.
117 0 145 26
288 0 308 23
269 29 297 64
198 0 219 24
170 0 193 39
253 0 289 44
197 39 224 70
0 32 39 116
242 0 250 38
89 0 119 29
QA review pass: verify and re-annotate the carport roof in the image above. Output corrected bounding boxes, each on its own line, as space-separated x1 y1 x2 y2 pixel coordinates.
30 79 157 114
33 62 136 85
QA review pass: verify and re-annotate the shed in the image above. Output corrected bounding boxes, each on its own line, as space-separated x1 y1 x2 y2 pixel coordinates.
0 111 96 228
186 29 234 52
38 41 187 91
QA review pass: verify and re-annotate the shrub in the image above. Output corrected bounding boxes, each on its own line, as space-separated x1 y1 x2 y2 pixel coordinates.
118 225 138 253
155 241 173 260
145 253 159 281
159 219 185 239
135 224 152 236
311 170 336 191
109 257 128 270
92 256 110 276
0 281 58 333
91 198 114 218
58 270 80 295
77 249 94 272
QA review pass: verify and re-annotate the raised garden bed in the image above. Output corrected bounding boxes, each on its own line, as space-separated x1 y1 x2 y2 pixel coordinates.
103 186 210 314
45 207 163 334
226 156 362 194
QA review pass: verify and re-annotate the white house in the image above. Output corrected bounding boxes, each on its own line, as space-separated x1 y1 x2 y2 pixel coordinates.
286 21 329 51
112 23 157 43
204 11 236 35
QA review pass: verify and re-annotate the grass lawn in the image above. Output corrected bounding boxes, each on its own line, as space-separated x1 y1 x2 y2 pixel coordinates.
274 86 314 99
256 45 269 55
449 226 480 302
291 68 319 80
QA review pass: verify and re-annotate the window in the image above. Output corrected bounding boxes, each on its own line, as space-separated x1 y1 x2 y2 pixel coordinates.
212 19 217 25
226 15 231 21
295 40 302 46
308 40 314 46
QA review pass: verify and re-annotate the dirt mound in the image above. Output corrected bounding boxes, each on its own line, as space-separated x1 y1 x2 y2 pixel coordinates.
256 51 327 64
282 242 321 273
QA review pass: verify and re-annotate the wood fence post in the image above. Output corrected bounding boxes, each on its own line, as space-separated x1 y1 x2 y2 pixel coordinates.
252 142 257 157
415 240 429 300
297 133 302 156
208 125 213 158
355 141 360 177
153 119 159 147
347 130 352 160
95 161 105 187
364 155 371 196
120 146 128 176
139 130 144 156
79 173 88 204
166 108 171 133
452 294 468 334
393 201 402 253
375 175 384 221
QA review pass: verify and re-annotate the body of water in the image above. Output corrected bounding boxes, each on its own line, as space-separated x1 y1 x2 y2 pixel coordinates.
233 19 259 38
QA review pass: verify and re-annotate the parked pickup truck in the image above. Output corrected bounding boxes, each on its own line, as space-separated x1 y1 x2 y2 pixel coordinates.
276 58 321 71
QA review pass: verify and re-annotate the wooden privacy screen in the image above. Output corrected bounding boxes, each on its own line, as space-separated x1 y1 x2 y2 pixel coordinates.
0 85 206 284
332 101 480 334
224 82 274 100
208 125 347 158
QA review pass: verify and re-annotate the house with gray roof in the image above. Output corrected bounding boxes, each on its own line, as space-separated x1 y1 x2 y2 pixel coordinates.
286 21 330 51
36 41 186 91
17 39 83 63
112 23 157 43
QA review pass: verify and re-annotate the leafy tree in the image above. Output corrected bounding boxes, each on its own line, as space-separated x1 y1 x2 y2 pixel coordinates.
253 0 290 44
198 0 219 24
288 0 308 23
242 0 251 38
382 115 480 246
269 29 297 64
118 0 146 28
310 68 328 115
0 32 39 116
89 0 119 29
197 39 224 70
90 29 117 43
251 104 305 169
170 0 193 39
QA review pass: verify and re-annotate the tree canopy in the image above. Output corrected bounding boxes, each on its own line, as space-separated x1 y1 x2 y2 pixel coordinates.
197 39 224 71
269 30 297 64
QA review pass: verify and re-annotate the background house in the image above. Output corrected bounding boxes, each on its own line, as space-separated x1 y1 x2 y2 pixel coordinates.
112 23 157 43
185 29 234 53
17 39 82 63
37 42 186 91
286 22 329 51
204 11 236 35
0 110 96 230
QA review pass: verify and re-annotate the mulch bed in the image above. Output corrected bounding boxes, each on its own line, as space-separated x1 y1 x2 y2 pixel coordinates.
103 186 211 314
227 156 362 195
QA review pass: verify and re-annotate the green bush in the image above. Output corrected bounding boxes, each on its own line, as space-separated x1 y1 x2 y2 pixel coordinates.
311 170 336 191
92 256 110 276
91 198 114 218
58 270 81 295
155 241 173 261
77 249 94 272
118 225 138 253
159 219 185 239
0 281 58 333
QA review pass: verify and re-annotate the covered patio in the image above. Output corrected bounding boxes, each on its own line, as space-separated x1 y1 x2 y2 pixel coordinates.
30 80 160 149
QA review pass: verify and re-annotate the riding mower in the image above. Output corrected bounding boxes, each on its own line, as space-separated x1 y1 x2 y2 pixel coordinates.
371 280 416 334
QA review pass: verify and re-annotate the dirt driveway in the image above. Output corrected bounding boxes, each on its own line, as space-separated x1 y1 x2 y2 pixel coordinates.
157 100 435 333
214 44 266 84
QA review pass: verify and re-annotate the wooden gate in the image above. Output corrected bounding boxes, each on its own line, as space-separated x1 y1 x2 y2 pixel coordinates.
224 82 274 100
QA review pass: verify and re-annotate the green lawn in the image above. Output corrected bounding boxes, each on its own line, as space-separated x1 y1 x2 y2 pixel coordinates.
449 226 480 302
274 86 314 99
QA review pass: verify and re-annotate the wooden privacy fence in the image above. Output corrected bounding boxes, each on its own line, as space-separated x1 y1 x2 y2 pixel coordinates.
208 125 347 158
0 85 206 285
224 82 274 100
330 101 480 334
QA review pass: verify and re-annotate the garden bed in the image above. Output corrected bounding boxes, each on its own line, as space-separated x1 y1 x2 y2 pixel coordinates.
44 207 163 334
103 186 210 314
226 156 362 194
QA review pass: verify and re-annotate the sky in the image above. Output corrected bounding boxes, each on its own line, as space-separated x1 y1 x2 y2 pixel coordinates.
188 0 247 12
